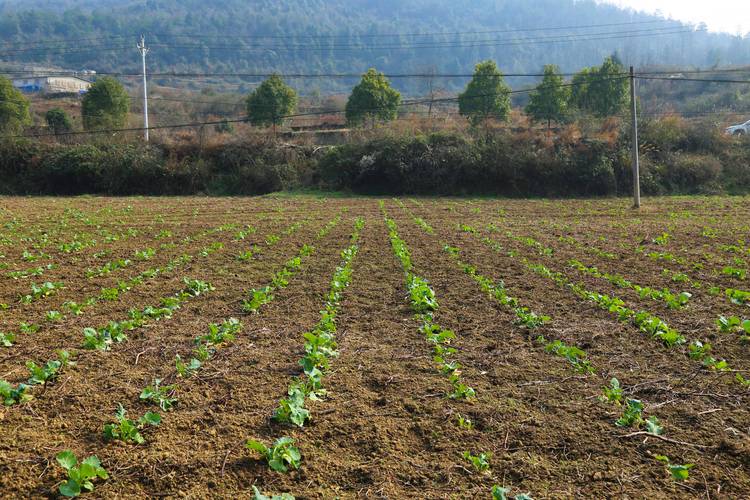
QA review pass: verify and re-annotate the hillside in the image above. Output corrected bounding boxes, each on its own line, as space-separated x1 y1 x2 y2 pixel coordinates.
1 0 750 94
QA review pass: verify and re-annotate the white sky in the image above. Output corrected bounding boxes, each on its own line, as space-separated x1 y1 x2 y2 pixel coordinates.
600 1 750 35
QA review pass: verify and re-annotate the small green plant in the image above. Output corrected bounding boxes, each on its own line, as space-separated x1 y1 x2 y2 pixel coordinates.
273 383 310 427
55 451 109 497
196 318 241 346
19 322 39 334
26 350 73 386
103 404 161 444
243 287 275 313
139 379 178 411
455 413 474 430
462 451 491 472
492 486 534 500
615 399 644 428
246 437 302 473
654 454 694 481
599 378 623 405
645 416 664 435
0 331 16 347
0 379 32 405
175 354 202 377
45 310 63 322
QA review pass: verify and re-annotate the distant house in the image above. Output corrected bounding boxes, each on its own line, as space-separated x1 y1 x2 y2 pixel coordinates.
11 75 92 95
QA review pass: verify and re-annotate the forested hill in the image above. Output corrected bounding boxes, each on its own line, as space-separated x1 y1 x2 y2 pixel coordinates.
1 0 750 93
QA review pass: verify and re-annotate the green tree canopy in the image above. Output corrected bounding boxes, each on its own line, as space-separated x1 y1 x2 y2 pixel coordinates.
0 77 31 134
458 60 511 126
45 108 73 134
81 77 129 131
570 56 628 117
345 68 401 127
246 74 298 127
525 64 570 129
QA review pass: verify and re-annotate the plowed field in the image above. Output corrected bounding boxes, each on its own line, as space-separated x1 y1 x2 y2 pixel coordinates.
1 196 749 499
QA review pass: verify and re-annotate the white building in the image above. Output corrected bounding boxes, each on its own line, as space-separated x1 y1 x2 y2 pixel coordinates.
11 75 92 95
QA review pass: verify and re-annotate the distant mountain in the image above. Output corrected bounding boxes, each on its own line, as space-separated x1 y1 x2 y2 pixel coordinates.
1 0 749 94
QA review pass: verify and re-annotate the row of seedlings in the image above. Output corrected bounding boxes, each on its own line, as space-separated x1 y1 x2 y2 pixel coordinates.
469 228 745 384
46 215 346 497
245 218 365 491
403 203 698 486
389 203 540 498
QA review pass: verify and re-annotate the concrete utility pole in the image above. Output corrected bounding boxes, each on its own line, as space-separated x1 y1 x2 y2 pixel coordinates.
137 34 150 142
629 66 641 209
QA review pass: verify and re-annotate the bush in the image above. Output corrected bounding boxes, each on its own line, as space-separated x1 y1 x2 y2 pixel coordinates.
662 153 723 194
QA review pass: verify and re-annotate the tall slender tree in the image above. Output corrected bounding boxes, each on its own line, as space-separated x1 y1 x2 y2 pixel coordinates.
246 74 298 130
0 77 31 134
345 68 401 127
458 60 511 126
81 77 129 131
525 65 570 130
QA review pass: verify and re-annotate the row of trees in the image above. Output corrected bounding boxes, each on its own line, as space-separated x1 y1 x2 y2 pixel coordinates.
246 56 630 128
0 56 629 135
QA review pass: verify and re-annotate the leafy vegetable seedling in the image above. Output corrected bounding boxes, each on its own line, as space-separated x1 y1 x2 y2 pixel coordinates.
463 451 491 472
103 404 161 444
56 450 109 497
246 437 301 473
654 454 694 481
139 379 178 411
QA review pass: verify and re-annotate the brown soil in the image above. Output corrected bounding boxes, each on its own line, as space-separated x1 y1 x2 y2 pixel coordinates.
0 196 748 499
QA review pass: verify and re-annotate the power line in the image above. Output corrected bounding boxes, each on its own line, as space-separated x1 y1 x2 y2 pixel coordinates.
637 76 750 84
0 19 677 49
148 28 699 53
0 26 700 58
9 67 750 81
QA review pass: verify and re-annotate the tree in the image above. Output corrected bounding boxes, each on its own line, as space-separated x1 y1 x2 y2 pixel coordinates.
45 108 73 135
525 65 570 130
570 56 628 118
345 68 401 127
0 76 31 134
246 74 298 128
81 77 129 131
458 60 511 126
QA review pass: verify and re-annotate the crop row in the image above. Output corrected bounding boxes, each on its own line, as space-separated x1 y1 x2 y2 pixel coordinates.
246 218 365 489
400 202 700 485
45 213 346 497
473 230 746 383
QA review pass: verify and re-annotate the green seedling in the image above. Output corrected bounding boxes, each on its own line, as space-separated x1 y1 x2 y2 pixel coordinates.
654 454 694 481
175 354 202 378
462 451 491 472
599 378 623 405
140 379 178 411
492 486 534 500
0 332 16 347
246 437 301 473
645 416 664 436
455 414 474 430
243 287 275 313
45 310 63 322
615 399 644 428
0 379 32 405
273 383 310 427
56 450 109 498
196 318 241 346
103 404 161 444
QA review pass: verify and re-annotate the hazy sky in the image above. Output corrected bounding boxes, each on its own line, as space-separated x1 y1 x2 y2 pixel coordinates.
601 1 750 34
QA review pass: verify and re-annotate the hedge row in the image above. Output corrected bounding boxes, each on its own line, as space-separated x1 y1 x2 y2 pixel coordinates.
0 125 748 196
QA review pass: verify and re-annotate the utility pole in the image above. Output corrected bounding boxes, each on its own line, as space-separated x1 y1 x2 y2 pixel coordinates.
629 66 641 209
137 34 150 142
